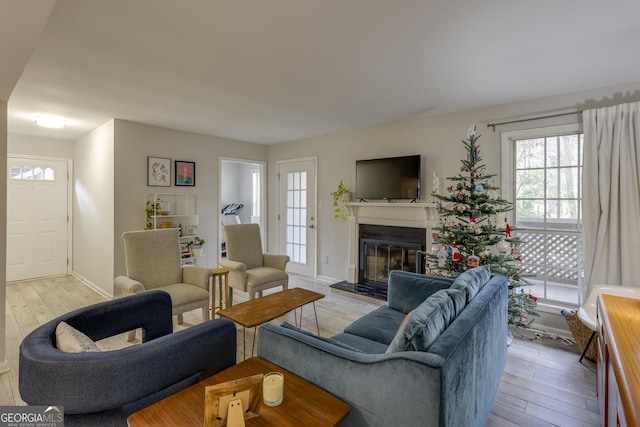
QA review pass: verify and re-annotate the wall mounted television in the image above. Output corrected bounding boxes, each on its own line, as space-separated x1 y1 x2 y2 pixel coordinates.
355 155 421 201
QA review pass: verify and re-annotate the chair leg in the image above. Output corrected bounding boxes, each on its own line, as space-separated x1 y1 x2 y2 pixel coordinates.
228 289 234 306
176 313 184 325
126 330 136 342
579 331 596 363
202 306 210 321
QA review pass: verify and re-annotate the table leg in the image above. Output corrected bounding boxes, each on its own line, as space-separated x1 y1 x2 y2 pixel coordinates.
298 306 304 328
251 327 257 357
312 301 320 335
242 326 246 361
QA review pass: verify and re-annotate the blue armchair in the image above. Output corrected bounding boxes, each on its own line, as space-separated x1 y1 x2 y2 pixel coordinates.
19 290 236 426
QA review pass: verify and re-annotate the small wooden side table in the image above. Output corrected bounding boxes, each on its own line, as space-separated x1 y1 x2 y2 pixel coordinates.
211 267 230 316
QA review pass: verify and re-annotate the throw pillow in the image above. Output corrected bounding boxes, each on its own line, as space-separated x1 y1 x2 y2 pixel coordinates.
55 321 101 353
385 288 465 353
396 309 415 334
450 265 491 304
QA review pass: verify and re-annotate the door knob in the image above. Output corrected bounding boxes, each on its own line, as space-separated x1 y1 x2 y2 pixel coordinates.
309 224 315 229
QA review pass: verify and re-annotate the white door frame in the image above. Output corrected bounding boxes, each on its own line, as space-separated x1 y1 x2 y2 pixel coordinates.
277 157 317 278
218 157 267 256
7 154 73 278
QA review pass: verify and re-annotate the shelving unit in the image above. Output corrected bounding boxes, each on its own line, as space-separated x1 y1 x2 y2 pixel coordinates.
146 193 204 265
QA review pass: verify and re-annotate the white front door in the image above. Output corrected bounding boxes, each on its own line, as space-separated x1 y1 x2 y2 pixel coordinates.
278 159 316 277
6 158 69 281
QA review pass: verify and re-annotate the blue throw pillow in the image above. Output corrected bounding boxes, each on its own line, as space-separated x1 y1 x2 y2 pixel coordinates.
385 288 465 353
450 265 491 304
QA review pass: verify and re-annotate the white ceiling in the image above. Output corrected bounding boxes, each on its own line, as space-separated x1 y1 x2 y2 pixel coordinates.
7 0 640 144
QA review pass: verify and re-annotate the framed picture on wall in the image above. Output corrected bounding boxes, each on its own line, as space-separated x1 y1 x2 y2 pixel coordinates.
175 160 195 186
148 156 171 187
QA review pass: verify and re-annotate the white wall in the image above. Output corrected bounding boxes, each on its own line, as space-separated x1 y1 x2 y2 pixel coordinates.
8 133 73 158
113 120 267 284
220 160 258 225
220 160 241 223
73 120 115 297
268 80 640 282
0 101 8 372
267 80 640 333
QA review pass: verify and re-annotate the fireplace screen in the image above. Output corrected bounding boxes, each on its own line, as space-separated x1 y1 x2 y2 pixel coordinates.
362 239 421 285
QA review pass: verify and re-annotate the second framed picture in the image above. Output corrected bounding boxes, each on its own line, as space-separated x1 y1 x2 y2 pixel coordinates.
175 160 195 186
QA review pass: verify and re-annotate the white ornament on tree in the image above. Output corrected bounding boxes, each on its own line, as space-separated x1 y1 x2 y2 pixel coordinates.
496 239 510 253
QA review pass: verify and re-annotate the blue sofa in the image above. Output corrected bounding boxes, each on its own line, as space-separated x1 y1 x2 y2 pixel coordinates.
19 290 237 426
258 266 507 427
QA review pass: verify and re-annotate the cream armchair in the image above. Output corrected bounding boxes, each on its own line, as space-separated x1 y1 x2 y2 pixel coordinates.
219 223 289 305
115 229 211 340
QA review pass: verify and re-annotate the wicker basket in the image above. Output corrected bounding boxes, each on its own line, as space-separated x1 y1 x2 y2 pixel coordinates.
562 309 597 362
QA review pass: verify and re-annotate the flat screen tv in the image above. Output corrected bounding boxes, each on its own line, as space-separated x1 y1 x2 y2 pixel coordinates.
355 155 421 200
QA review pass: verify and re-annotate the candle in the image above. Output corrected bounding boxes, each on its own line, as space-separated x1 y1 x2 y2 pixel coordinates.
263 372 284 406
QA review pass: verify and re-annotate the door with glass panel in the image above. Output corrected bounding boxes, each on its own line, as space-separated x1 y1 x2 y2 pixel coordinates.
7 157 70 281
278 159 316 277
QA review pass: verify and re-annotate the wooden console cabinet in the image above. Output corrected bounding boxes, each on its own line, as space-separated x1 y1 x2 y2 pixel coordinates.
597 294 640 426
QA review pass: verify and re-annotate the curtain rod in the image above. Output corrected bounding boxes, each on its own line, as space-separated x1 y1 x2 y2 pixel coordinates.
486 110 582 131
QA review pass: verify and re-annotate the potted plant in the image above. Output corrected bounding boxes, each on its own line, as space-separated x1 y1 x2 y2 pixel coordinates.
145 199 161 230
190 237 206 257
330 180 351 220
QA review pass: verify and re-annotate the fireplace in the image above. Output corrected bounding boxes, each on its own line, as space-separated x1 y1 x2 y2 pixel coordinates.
330 201 438 300
359 224 426 288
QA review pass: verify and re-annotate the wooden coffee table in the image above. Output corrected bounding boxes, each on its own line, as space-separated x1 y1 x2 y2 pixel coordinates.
127 357 350 426
217 288 324 358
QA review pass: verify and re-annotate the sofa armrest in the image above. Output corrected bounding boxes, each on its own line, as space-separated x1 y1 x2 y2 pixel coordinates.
263 253 290 270
219 259 247 290
219 259 246 272
69 290 173 343
114 275 146 295
257 323 442 427
182 265 213 290
19 317 237 414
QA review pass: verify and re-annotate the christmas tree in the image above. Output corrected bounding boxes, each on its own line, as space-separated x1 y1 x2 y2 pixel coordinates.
426 125 539 331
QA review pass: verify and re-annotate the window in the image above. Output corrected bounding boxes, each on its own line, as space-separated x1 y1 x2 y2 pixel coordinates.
9 164 56 181
285 171 307 264
502 124 583 306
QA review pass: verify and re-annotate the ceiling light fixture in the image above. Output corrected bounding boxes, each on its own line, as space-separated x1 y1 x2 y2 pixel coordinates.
34 116 66 128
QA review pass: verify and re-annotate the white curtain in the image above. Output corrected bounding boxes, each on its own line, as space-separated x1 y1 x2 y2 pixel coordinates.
582 102 640 295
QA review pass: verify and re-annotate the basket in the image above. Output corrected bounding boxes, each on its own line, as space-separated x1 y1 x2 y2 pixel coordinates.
562 309 597 362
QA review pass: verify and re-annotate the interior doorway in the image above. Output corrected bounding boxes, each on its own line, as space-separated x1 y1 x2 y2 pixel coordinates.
219 158 266 257
6 156 72 281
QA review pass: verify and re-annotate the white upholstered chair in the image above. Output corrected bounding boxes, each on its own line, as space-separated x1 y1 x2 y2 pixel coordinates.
219 223 290 305
115 229 211 340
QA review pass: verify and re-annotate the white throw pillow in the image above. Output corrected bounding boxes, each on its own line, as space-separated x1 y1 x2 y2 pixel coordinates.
55 321 100 353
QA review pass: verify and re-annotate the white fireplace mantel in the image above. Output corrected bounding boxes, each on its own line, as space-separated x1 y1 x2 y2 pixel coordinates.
344 202 439 283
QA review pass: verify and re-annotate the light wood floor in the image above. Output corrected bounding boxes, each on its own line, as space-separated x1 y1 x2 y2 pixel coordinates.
3 274 599 426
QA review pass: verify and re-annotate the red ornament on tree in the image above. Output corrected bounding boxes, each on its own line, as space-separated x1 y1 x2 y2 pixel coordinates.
452 242 462 262
505 223 511 237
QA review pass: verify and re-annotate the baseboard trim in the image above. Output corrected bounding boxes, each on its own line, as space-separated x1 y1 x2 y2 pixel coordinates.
315 275 340 284
71 272 112 300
